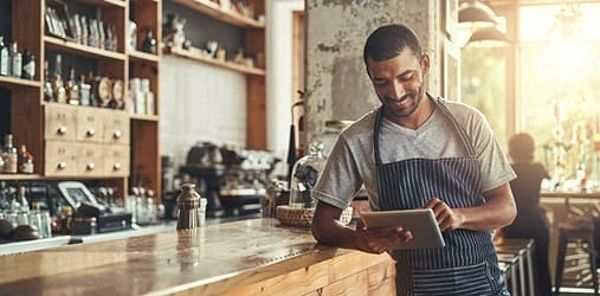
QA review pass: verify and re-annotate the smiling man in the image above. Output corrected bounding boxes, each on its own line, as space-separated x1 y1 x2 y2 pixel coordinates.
311 24 517 295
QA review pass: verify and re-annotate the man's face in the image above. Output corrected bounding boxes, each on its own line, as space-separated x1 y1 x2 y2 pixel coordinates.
367 49 429 119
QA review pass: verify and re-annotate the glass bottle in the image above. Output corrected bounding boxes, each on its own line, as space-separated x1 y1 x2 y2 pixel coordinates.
2 134 18 174
21 49 35 80
289 142 327 209
10 42 22 78
79 74 91 106
18 186 29 213
43 60 54 102
66 65 80 105
18 145 34 174
52 54 67 103
0 36 8 76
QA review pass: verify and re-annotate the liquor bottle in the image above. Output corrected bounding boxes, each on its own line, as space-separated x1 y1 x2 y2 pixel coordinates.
66 65 80 105
18 186 30 213
79 74 91 106
2 134 18 174
52 55 67 103
87 71 97 107
43 61 54 102
98 20 106 50
18 145 34 174
21 49 35 80
10 42 22 78
0 36 8 76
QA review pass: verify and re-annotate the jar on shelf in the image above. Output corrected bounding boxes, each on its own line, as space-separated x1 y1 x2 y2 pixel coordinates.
289 141 326 209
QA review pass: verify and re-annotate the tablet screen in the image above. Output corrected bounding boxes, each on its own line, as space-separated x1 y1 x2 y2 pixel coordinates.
360 209 446 250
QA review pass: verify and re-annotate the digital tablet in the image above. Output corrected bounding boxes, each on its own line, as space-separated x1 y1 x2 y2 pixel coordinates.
360 209 446 250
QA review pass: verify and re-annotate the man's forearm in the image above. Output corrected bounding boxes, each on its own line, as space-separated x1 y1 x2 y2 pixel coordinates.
457 201 515 232
457 184 516 232
312 219 360 250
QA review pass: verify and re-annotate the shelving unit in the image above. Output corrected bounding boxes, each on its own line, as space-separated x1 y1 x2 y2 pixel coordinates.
0 76 42 89
130 114 160 122
171 0 264 29
76 0 127 8
2 0 161 202
163 0 267 149
128 50 160 63
44 36 127 61
165 46 265 76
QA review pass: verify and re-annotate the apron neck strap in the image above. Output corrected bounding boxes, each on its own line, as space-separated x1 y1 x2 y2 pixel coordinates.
373 94 476 166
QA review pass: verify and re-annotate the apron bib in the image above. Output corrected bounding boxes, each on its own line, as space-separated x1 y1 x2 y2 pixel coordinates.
373 95 509 296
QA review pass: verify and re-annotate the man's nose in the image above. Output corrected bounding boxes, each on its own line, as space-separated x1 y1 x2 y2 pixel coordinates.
389 80 405 99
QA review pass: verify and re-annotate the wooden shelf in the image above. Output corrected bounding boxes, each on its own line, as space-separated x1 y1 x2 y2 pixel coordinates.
0 174 127 181
171 0 264 29
130 114 159 122
0 76 41 89
128 50 160 63
44 36 126 62
0 174 42 181
76 0 126 8
165 47 266 76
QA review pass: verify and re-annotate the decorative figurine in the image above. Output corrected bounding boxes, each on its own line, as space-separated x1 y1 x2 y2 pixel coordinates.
141 28 157 54
163 14 187 50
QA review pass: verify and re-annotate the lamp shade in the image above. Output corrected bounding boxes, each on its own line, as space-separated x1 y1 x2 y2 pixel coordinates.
466 26 510 46
459 1 497 25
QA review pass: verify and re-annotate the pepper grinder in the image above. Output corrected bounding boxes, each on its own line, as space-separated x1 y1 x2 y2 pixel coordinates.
177 183 203 230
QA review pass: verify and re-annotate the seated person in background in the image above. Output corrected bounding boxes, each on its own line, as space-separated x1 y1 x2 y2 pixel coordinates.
503 133 551 296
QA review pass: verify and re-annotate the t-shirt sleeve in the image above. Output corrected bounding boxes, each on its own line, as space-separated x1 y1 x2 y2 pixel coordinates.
313 136 363 210
468 110 516 193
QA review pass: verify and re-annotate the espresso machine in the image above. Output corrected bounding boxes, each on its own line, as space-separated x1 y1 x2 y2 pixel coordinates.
180 142 225 217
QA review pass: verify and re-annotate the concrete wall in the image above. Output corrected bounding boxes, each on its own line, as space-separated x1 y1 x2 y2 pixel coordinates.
304 0 442 145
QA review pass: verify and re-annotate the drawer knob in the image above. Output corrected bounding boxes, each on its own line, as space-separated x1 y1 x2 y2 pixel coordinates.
57 162 67 170
113 130 122 139
86 129 96 137
57 126 68 135
86 163 96 171
113 163 122 171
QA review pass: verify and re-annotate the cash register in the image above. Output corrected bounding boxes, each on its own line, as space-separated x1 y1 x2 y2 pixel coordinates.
58 181 132 233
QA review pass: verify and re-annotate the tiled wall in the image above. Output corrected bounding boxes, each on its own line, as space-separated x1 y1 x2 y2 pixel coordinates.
159 55 247 166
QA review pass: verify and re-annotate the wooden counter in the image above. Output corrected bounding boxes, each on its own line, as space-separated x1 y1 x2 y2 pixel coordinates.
0 218 395 295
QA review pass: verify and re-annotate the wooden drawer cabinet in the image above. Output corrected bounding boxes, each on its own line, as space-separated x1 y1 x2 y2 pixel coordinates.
44 104 77 141
76 107 105 143
44 140 77 176
43 106 131 177
104 145 130 176
104 111 130 144
77 143 105 176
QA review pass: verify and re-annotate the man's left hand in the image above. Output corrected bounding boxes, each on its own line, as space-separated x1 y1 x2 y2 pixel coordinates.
425 198 465 231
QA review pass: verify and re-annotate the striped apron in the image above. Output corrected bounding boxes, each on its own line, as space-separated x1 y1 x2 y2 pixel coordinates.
373 97 510 296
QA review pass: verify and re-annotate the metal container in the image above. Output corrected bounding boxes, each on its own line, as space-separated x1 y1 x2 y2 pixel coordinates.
176 183 203 230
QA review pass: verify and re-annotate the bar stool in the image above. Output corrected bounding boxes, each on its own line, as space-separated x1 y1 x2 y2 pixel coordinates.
554 217 599 295
496 239 536 296
498 252 520 295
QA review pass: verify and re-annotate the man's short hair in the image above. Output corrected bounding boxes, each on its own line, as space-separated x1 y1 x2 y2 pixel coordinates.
363 24 423 67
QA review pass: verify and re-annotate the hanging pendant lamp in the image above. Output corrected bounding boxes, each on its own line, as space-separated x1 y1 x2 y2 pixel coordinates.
458 0 497 26
466 26 510 46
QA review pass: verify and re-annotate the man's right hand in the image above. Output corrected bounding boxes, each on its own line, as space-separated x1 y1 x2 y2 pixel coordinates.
354 219 413 254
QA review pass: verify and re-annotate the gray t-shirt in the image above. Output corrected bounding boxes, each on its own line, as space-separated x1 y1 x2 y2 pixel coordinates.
313 99 516 210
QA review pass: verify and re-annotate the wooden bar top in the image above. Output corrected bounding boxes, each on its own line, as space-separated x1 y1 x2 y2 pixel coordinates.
0 218 385 295
541 191 600 199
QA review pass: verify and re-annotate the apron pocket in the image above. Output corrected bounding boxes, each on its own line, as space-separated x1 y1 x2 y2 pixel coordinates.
411 261 493 296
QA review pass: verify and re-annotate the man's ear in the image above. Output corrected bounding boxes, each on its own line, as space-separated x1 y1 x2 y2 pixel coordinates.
421 52 430 75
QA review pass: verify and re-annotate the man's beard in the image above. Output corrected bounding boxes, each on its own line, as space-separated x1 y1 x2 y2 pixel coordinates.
380 86 424 118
